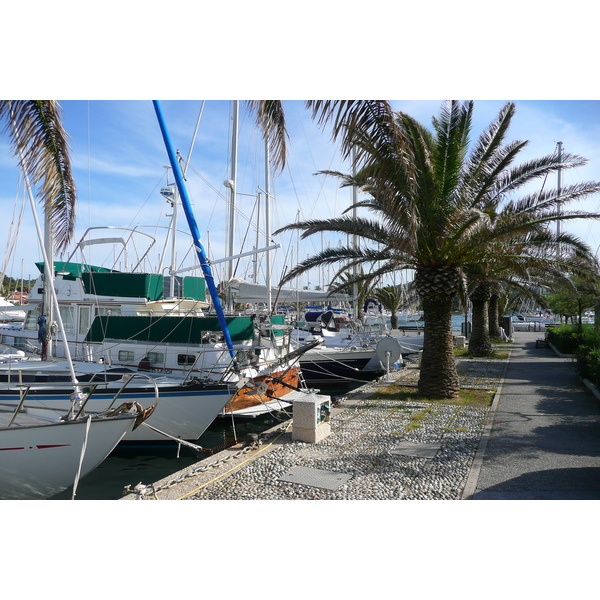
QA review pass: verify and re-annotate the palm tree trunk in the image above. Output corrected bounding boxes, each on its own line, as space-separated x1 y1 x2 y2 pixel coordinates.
414 266 460 399
488 284 502 338
469 282 493 355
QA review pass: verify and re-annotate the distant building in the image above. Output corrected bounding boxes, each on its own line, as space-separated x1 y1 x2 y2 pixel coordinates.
6 291 28 304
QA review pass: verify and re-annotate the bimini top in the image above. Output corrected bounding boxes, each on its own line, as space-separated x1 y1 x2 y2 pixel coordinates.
35 261 117 277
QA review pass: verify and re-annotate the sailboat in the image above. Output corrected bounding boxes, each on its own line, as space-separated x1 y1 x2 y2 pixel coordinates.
0 399 140 500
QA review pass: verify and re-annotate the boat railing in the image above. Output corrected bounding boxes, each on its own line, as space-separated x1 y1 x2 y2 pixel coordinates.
0 372 160 426
101 372 160 415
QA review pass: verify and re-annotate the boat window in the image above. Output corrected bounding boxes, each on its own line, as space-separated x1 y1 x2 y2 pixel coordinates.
24 307 40 331
79 306 91 335
177 354 195 365
118 350 135 361
148 352 164 364
97 307 122 317
59 306 75 333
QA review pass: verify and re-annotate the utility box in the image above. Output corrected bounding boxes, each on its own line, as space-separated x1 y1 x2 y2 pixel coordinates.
500 316 513 338
292 393 331 443
454 335 466 348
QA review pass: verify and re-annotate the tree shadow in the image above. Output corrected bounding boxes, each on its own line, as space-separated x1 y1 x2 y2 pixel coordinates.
470 467 600 499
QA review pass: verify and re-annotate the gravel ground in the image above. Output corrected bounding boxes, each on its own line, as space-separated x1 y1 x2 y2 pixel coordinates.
123 351 508 500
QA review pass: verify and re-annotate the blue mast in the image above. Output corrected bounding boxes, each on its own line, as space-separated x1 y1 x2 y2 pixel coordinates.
153 100 236 360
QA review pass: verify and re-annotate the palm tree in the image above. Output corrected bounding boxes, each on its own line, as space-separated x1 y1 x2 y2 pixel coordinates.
330 268 378 324
0 100 77 253
373 285 404 329
273 101 600 399
465 210 600 355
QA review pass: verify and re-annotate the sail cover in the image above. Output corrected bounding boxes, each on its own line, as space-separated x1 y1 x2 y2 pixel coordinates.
228 280 353 303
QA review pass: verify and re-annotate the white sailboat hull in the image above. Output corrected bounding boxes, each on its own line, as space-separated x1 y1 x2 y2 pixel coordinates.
0 383 233 443
0 413 136 500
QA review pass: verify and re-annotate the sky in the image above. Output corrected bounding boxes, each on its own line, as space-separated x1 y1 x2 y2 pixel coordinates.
2 99 600 291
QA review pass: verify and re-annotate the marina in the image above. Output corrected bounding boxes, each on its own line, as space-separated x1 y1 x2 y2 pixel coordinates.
40 315 498 500
1 100 598 505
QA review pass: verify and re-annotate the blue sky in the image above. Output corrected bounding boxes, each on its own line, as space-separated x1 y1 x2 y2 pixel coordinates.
2 99 600 289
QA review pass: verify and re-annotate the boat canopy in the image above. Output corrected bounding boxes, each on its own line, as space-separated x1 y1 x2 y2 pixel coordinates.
84 314 283 343
229 280 353 303
35 261 116 277
34 262 207 303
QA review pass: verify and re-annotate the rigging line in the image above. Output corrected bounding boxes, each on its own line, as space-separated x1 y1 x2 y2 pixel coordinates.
87 101 91 229
186 164 262 234
231 194 259 280
1 176 26 288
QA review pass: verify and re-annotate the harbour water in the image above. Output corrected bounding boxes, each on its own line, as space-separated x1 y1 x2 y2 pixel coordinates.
50 315 467 500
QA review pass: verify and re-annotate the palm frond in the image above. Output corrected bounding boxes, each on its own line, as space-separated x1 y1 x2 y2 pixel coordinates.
246 100 288 172
0 100 76 252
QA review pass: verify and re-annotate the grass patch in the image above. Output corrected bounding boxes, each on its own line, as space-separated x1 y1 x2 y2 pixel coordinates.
405 408 431 431
454 348 509 359
370 384 494 408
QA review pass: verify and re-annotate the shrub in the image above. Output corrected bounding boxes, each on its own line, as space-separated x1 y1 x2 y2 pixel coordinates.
544 324 600 386
546 324 585 354
574 328 600 387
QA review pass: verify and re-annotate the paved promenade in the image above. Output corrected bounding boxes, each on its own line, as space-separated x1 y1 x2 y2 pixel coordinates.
466 331 600 500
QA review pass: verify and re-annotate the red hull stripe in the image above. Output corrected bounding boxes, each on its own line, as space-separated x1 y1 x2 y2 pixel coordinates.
36 444 71 449
0 445 71 451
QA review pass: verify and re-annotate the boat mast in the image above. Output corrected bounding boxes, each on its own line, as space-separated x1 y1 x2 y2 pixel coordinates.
557 140 563 238
153 100 237 359
163 102 205 298
225 101 239 309
352 146 359 319
264 139 272 311
43 192 54 357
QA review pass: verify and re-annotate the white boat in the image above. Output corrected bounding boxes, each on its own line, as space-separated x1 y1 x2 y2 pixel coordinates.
0 297 25 324
0 400 140 500
0 231 303 425
0 358 242 442
290 309 424 385
510 314 558 332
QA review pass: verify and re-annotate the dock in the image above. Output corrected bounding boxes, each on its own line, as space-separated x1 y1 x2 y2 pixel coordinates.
121 331 600 500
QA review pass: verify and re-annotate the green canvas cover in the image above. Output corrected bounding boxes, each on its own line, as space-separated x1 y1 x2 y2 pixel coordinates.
182 276 206 301
270 314 285 336
84 315 255 343
81 272 164 301
35 261 116 277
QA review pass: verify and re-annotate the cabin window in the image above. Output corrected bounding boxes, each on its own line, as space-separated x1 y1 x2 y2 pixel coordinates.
79 306 91 335
96 307 122 317
177 354 196 365
118 350 135 361
24 308 40 331
59 306 75 333
148 352 164 364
